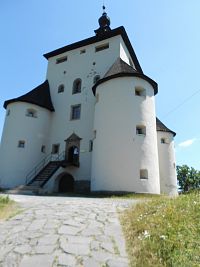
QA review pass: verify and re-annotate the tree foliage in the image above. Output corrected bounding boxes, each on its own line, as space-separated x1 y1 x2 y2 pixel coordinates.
176 165 200 192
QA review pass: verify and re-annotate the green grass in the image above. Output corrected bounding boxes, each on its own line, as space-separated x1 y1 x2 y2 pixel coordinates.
0 195 19 220
121 190 200 267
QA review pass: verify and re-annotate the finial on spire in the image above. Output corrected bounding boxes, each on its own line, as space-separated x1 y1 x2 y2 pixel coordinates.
94 4 111 36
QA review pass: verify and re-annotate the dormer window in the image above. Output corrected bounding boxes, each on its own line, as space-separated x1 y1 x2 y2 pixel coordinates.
56 56 68 64
72 79 82 94
95 43 109 52
26 109 37 118
58 84 65 93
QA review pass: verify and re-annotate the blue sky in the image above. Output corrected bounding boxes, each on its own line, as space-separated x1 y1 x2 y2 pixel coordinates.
0 0 200 169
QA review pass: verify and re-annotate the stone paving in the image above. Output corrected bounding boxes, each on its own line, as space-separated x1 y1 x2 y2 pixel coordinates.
0 194 137 267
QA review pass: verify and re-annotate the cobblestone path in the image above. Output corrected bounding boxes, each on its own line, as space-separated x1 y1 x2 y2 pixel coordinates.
0 194 136 267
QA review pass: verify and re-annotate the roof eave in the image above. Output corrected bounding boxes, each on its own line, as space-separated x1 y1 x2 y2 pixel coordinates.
43 27 143 73
92 73 158 95
4 99 55 112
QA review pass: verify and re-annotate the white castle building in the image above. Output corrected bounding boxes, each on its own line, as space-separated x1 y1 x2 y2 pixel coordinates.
0 9 177 195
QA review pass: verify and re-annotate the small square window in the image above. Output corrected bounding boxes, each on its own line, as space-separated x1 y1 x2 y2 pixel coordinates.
140 169 148 179
136 126 146 136
52 144 60 154
56 56 68 64
18 140 25 148
95 43 109 52
135 87 146 97
71 105 81 120
41 145 46 153
26 109 37 118
161 138 166 144
80 49 86 54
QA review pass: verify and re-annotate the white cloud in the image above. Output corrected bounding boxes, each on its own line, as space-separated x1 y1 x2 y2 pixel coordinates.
178 138 197 148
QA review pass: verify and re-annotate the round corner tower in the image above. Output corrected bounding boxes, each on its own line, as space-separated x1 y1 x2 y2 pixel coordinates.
91 58 161 194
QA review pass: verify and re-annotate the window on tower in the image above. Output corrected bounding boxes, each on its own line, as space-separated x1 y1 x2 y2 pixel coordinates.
26 109 37 118
70 104 81 120
58 84 65 93
136 125 146 136
18 140 25 148
140 169 148 179
72 79 82 94
135 86 146 97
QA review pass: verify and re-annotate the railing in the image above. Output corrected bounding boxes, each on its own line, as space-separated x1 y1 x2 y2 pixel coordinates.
26 151 66 185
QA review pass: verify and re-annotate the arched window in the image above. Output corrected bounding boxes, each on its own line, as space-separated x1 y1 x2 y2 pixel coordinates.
72 79 82 94
58 84 64 93
93 75 100 84
26 108 37 118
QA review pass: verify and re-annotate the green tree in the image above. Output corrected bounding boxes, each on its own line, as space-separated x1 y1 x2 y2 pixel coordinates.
176 165 200 192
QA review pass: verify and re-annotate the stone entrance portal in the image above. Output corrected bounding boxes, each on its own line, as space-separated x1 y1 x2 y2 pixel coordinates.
58 173 74 193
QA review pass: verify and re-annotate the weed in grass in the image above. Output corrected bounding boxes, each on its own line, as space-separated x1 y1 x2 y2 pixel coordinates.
121 191 200 267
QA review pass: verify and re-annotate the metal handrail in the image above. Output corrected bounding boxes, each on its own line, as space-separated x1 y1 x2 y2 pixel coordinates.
26 150 66 185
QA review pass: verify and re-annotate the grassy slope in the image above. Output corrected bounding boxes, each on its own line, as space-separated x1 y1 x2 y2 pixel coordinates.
121 191 200 267
0 195 18 220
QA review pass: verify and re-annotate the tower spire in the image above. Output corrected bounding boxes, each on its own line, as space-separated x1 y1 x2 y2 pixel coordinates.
94 5 111 36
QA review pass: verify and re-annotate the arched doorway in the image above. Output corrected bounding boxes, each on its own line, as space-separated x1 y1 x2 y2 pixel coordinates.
58 173 74 193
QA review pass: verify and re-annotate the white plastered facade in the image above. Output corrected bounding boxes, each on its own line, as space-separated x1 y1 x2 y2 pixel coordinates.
0 28 178 195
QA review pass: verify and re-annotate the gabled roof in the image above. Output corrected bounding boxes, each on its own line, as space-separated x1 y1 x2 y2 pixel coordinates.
43 26 143 74
156 118 176 136
92 58 158 95
4 80 55 112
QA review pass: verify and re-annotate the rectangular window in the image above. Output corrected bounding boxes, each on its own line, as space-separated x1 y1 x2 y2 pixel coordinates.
95 43 109 52
56 56 68 64
52 144 60 154
135 87 146 97
140 169 148 179
26 109 37 118
89 140 93 152
18 140 25 148
71 104 81 120
41 145 46 153
136 126 146 136
161 138 166 144
80 49 86 54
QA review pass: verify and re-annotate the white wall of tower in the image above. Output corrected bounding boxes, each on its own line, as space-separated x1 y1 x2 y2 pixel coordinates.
0 102 51 188
91 77 160 194
157 131 178 195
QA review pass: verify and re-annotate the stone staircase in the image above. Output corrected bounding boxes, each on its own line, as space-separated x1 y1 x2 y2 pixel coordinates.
27 161 61 188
